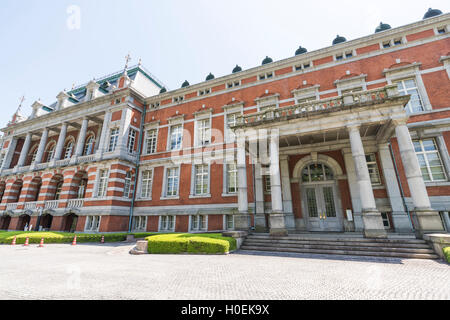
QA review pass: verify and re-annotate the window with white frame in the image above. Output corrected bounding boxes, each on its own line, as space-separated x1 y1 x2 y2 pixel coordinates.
294 62 312 71
194 164 209 195
198 88 211 96
146 129 158 154
83 135 95 156
169 125 183 151
140 170 153 198
225 215 234 230
64 141 74 159
226 163 238 194
191 215 207 231
395 79 424 113
78 179 87 199
132 216 147 231
173 96 184 103
160 215 175 231
226 112 239 142
127 129 137 154
97 169 109 197
108 128 120 152
381 212 391 229
259 72 273 80
366 154 381 185
227 80 241 89
85 216 101 232
264 175 271 193
413 139 447 182
166 167 179 197
54 181 63 200
123 172 132 198
197 118 211 146
30 147 38 164
46 144 56 162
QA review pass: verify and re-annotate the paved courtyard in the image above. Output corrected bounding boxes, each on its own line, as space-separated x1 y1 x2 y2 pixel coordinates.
0 242 449 300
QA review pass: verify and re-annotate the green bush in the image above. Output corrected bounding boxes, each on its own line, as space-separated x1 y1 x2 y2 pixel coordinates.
130 232 158 239
146 233 236 254
444 247 450 263
0 231 128 244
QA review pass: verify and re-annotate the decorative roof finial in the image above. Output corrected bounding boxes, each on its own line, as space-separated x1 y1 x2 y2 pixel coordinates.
72 83 76 90
138 58 142 67
124 53 132 73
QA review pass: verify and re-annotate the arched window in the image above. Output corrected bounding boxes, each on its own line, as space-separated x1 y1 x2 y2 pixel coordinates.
54 181 63 200
78 178 88 199
301 163 334 183
83 135 95 156
46 143 56 163
64 140 74 159
29 147 39 164
34 180 42 202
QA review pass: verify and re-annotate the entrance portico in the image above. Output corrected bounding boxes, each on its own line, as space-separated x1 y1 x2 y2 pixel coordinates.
232 85 445 238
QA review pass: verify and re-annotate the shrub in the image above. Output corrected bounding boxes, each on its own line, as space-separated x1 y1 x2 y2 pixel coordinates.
146 233 236 254
444 247 450 263
0 231 127 244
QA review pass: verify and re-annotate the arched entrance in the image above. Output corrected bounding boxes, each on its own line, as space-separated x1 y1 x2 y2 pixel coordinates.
40 214 53 231
293 155 345 232
17 214 31 231
63 213 78 233
0 215 11 230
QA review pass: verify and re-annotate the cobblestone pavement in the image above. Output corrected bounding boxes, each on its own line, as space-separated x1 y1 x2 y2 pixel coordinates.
0 243 449 300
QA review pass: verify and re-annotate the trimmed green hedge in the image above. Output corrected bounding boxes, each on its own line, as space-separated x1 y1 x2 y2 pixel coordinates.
444 247 450 263
0 231 128 244
146 233 237 254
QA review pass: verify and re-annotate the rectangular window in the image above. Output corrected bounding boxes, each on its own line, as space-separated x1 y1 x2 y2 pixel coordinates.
393 38 402 45
85 216 101 232
336 54 343 61
191 215 207 231
123 173 132 198
108 128 119 152
132 216 147 231
413 139 447 182
226 112 239 142
227 163 238 194
366 154 381 185
396 79 424 113
382 41 391 48
169 125 183 151
226 215 234 230
381 213 391 229
197 119 211 146
194 164 209 195
166 167 179 197
146 129 158 154
127 129 137 154
264 175 271 193
140 170 153 198
97 169 109 197
160 215 175 231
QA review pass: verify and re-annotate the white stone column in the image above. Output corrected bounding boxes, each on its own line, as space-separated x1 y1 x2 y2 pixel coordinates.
118 108 133 157
235 130 249 230
75 118 89 157
34 128 49 165
280 155 294 229
17 133 32 167
254 164 266 232
96 110 112 157
443 212 450 232
348 125 386 238
342 148 364 232
394 120 444 234
1 137 18 170
269 129 288 236
378 143 413 233
53 122 68 161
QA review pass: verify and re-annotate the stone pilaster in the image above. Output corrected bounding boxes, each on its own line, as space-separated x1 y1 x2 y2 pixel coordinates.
17 133 32 168
34 128 49 165
235 130 249 230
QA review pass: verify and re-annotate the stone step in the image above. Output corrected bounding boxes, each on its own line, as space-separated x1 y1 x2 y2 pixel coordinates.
242 241 435 254
244 239 431 249
240 246 439 260
246 235 428 245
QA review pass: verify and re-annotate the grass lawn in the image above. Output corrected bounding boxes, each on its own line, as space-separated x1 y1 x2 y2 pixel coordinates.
0 231 158 244
146 233 237 254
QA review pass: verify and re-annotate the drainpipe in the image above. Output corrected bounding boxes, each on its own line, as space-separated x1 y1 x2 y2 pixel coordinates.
127 102 147 233
389 143 413 229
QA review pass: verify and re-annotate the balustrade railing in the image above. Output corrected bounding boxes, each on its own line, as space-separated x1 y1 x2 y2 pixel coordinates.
235 85 396 127
67 199 84 209
24 202 38 210
44 200 60 209
6 203 18 211
78 154 95 163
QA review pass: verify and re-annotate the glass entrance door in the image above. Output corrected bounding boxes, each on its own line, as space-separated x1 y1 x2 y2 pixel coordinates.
304 184 341 231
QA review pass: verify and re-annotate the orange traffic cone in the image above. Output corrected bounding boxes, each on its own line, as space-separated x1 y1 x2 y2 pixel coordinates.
72 236 77 246
101 235 105 244
11 236 16 246
38 238 44 248
23 237 29 246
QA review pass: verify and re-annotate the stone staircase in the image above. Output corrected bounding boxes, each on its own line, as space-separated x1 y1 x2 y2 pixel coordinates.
240 234 439 259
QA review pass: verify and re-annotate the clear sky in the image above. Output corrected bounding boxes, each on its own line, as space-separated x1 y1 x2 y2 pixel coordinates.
0 0 448 128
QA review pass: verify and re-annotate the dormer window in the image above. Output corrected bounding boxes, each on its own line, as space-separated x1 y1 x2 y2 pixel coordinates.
437 26 447 34
335 50 355 61
259 72 273 80
173 96 184 103
294 62 313 71
393 38 402 46
336 54 344 61
382 41 391 48
227 81 241 89
345 51 353 58
198 88 211 96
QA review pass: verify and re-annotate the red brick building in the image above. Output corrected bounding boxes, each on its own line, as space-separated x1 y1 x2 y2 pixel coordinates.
0 9 449 238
